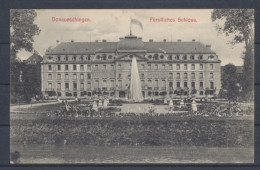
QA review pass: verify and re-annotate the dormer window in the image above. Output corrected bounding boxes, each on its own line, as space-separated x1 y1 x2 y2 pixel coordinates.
96 55 100 60
199 55 203 60
57 56 61 61
73 55 77 61
176 55 180 60
148 55 152 59
160 55 164 59
80 55 84 61
48 56 52 60
183 55 187 60
102 54 107 60
154 54 159 60
65 55 68 61
208 55 214 59
87 55 91 60
190 55 194 60
168 55 172 60
108 55 113 59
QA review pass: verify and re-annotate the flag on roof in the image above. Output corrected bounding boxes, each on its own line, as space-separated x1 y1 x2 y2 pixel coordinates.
131 18 143 30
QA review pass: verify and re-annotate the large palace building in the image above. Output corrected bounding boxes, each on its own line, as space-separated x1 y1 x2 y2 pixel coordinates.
41 34 221 99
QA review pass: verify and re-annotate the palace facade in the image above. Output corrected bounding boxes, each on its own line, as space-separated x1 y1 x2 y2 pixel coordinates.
41 34 221 99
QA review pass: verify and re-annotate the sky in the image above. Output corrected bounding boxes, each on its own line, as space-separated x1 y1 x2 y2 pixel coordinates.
17 9 247 66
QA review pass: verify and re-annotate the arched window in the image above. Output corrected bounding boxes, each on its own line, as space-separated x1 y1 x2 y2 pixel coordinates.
148 55 152 59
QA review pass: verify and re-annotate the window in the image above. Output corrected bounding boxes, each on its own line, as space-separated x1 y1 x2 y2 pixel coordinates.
102 54 107 60
176 55 180 60
57 56 61 61
110 80 115 89
73 56 77 61
162 80 166 89
184 64 187 70
80 56 84 61
73 65 77 71
108 55 113 59
48 65 52 71
168 55 173 60
73 83 77 90
191 64 195 70
65 74 69 80
65 82 69 89
190 55 194 60
118 80 122 88
118 64 121 69
200 64 203 70
95 65 98 70
162 64 165 70
177 82 180 87
148 64 151 70
184 82 188 87
87 73 91 79
57 74 61 80
199 55 203 60
154 54 159 60
96 55 100 60
87 65 91 71
73 74 77 80
48 83 52 89
176 64 180 70
111 65 114 70
210 73 214 79
210 82 214 89
177 73 180 79
200 91 203 95
141 64 145 70
103 80 107 88
94 80 99 89
155 80 159 88
57 83 61 90
65 65 69 71
87 82 91 90
141 73 145 78
191 73 195 79
57 65 61 71
184 73 188 79
148 80 152 89
183 55 187 60
48 74 52 80
191 82 195 88
80 74 84 80
87 55 91 60
200 82 203 88
65 56 68 61
169 73 173 79
118 74 121 78
80 65 84 71
155 64 158 70
141 80 145 88
103 65 106 70
169 64 173 70
200 73 203 79
210 64 214 70
160 55 164 59
148 55 152 59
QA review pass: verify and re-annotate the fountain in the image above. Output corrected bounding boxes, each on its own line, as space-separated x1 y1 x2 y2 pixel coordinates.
129 56 144 102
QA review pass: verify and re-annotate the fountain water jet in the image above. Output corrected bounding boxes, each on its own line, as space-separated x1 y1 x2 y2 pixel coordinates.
129 56 144 102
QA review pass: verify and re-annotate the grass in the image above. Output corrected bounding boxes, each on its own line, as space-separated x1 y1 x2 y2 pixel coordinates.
10 115 253 147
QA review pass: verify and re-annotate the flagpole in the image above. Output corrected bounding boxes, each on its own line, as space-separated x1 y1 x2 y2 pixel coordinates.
130 18 132 36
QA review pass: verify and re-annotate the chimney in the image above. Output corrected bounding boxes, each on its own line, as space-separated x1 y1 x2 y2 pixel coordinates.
149 39 153 42
95 40 98 42
71 40 74 42
206 45 211 48
192 39 196 42
102 40 107 42
163 39 166 42
177 39 182 42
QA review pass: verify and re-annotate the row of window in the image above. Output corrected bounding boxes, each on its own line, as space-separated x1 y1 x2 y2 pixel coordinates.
47 63 215 71
48 54 215 62
47 72 214 81
47 81 214 91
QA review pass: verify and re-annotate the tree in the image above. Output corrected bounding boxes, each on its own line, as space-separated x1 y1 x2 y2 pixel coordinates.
10 9 41 62
10 9 41 103
221 64 240 102
211 9 254 101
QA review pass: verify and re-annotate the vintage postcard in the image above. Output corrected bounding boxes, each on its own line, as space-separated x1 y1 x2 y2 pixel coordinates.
10 9 254 164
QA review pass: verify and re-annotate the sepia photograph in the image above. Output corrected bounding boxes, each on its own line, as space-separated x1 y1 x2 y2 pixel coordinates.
10 9 254 164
